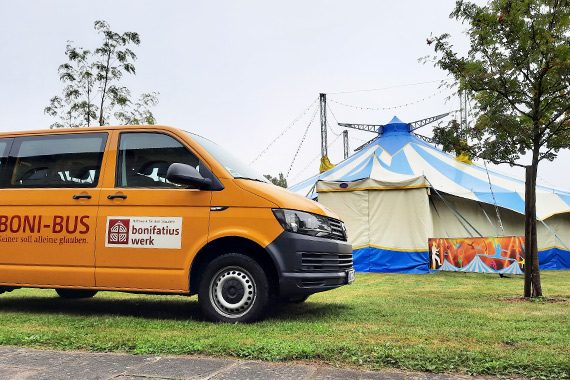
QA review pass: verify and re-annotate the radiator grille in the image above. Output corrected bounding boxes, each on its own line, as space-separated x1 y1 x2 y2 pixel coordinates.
328 218 347 241
301 252 353 272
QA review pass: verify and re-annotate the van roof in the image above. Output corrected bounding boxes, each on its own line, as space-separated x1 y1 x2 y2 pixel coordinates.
0 125 182 137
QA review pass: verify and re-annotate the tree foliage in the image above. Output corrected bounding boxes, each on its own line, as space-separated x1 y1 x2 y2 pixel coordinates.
45 20 158 128
264 173 288 188
429 0 570 297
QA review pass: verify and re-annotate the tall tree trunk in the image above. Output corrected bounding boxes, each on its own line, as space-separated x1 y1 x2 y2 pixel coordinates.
524 164 542 297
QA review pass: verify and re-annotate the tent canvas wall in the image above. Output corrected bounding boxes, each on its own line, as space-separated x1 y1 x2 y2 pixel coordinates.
317 177 432 273
288 116 570 273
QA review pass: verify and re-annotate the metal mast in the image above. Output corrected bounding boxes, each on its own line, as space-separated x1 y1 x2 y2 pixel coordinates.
320 93 327 158
343 130 349 159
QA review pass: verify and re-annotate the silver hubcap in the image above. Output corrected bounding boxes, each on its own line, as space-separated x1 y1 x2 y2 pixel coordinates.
209 266 256 318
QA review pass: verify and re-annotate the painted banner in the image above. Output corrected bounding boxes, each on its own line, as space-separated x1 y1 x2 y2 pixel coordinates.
429 236 525 274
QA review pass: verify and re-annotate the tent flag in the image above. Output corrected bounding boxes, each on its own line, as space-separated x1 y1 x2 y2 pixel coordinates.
289 116 570 273
320 155 335 173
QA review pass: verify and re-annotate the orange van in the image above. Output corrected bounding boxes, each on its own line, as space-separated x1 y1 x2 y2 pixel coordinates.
0 125 353 322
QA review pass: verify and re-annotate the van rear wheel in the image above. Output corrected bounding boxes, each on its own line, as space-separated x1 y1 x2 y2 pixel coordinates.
198 253 269 323
55 289 98 299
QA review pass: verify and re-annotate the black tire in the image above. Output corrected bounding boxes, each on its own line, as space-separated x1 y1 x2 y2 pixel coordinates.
198 253 269 323
55 288 98 299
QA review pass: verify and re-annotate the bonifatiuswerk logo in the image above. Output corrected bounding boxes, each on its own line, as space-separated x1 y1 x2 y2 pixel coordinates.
107 219 130 245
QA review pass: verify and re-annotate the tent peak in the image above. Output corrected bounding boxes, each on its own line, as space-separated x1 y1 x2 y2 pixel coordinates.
383 116 410 135
387 116 406 125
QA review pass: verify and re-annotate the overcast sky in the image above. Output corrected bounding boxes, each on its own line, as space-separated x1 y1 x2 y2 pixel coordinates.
2 0 569 189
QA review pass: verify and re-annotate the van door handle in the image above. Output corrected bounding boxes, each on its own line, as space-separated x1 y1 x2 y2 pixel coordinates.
108 194 127 200
73 194 92 199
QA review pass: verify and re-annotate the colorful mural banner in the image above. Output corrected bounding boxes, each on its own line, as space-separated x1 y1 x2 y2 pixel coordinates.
429 236 525 274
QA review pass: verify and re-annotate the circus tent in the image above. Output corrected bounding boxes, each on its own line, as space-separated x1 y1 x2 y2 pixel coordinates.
288 116 570 273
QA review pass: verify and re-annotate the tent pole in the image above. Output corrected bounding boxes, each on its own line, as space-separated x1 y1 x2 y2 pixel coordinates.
343 130 349 159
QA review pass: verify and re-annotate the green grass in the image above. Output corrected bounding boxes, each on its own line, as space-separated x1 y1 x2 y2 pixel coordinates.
1 271 570 379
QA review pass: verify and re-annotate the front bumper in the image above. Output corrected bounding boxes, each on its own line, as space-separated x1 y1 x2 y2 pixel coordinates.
264 231 353 297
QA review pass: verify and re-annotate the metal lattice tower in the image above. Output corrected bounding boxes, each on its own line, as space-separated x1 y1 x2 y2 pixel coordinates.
320 93 327 157
343 130 349 159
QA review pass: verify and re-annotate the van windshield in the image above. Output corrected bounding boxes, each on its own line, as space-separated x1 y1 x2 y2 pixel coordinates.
185 131 269 183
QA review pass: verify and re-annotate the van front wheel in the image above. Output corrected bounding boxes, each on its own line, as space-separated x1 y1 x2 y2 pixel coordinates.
198 253 269 323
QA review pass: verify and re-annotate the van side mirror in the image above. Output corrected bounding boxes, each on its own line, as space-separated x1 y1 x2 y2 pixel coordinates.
166 163 212 189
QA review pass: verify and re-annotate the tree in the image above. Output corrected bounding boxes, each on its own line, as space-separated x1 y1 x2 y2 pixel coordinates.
45 20 158 128
264 173 288 188
429 0 570 297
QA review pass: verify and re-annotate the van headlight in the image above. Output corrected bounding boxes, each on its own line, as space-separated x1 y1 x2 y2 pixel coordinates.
272 209 332 237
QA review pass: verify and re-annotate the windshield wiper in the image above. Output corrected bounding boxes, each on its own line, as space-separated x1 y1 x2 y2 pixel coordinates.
234 177 267 183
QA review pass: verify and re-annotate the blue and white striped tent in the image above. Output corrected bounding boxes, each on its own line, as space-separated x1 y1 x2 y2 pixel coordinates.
289 116 570 273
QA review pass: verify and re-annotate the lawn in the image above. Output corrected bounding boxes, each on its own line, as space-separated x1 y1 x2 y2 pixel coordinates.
0 271 569 379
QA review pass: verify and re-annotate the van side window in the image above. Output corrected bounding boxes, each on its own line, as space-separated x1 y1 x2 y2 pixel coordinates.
7 133 107 188
0 138 13 184
116 132 200 188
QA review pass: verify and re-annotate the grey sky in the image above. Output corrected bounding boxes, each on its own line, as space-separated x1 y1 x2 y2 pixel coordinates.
1 0 569 189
